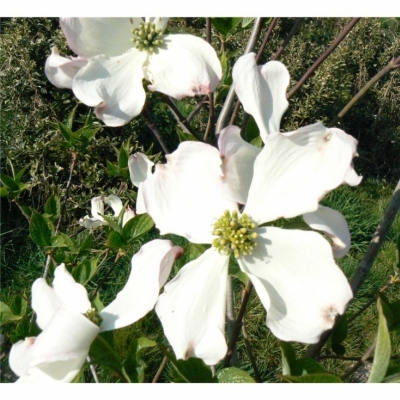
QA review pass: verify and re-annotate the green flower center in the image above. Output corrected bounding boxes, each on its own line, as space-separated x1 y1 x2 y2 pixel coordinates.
131 22 164 53
84 308 103 327
212 210 258 258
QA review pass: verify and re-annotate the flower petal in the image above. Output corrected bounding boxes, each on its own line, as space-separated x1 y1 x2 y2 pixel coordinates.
90 196 105 221
155 248 228 365
142 142 237 243
60 18 142 58
218 125 261 204
122 207 136 227
52 264 92 315
13 308 99 382
128 152 154 187
232 53 289 141
45 47 88 89
31 278 62 330
72 50 147 126
79 215 105 229
239 227 353 343
104 194 123 217
244 122 362 224
9 337 36 378
100 239 182 331
147 34 222 99
303 205 351 258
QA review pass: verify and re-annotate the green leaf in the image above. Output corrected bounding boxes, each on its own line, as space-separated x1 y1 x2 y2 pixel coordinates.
176 127 198 142
0 172 19 191
228 255 249 284
66 104 78 130
11 317 32 342
44 195 61 219
383 372 400 383
14 165 29 183
330 315 348 355
245 116 260 143
122 338 157 383
118 146 129 170
387 300 400 331
0 301 22 326
280 341 296 375
242 17 255 28
89 335 127 381
368 297 391 382
281 373 342 383
161 348 216 383
10 295 28 317
122 213 154 242
290 357 326 376
250 135 263 148
51 234 68 248
176 243 208 269
106 160 120 177
106 231 124 250
58 121 74 144
78 233 94 257
212 18 242 37
0 186 8 197
102 215 122 234
72 258 99 285
217 367 255 383
30 211 53 246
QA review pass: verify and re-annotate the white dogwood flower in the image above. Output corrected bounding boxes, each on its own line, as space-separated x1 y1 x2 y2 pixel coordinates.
136 119 360 365
9 240 182 382
79 194 134 229
45 18 222 126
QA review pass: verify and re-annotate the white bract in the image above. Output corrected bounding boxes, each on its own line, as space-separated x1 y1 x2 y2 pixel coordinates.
45 18 222 126
129 57 362 366
79 194 135 229
9 240 182 382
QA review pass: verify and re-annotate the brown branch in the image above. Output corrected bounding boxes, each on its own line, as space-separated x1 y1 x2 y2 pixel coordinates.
142 108 170 155
287 18 360 99
255 17 279 63
350 179 400 295
152 356 168 383
224 280 253 367
271 18 304 61
340 337 377 381
329 55 400 127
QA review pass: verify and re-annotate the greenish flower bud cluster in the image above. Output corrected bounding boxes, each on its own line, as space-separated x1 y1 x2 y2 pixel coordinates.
131 22 164 53
212 210 258 258
84 308 103 327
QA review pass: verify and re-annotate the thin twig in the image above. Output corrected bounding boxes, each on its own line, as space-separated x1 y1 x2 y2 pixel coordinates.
340 337 377 381
204 92 215 141
215 18 265 134
87 356 100 383
241 286 262 382
152 356 168 383
328 55 400 127
271 18 303 61
142 109 170 155
351 179 400 295
230 17 278 127
159 95 204 141
255 17 279 63
187 96 208 123
347 280 398 324
287 18 360 99
224 280 253 367
226 276 239 367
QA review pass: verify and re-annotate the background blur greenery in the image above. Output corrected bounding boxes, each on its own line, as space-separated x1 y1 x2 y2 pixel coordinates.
1 17 399 382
